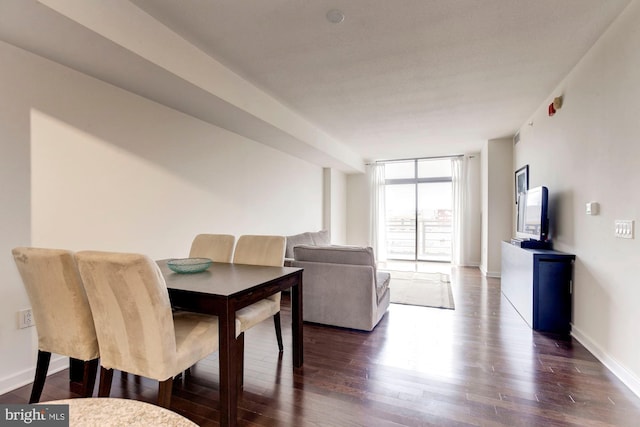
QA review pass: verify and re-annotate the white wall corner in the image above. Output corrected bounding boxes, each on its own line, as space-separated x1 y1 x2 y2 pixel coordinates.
479 264 501 278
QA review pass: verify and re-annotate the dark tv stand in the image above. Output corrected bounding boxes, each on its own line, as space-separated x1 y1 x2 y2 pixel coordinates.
501 241 575 334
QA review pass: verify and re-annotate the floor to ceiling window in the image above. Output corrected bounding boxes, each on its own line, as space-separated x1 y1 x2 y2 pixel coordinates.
384 158 452 262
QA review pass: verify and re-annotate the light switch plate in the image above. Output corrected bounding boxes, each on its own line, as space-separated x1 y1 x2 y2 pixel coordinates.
615 220 634 239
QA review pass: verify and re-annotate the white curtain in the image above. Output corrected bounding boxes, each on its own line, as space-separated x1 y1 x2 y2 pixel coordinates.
368 163 386 262
451 156 469 266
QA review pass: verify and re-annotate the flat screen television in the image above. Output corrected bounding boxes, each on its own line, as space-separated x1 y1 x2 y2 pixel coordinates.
516 186 549 242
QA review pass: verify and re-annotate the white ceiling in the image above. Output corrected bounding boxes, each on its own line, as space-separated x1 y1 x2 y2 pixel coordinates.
0 0 632 170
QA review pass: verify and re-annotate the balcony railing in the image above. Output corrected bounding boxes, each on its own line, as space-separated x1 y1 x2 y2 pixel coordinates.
385 212 452 261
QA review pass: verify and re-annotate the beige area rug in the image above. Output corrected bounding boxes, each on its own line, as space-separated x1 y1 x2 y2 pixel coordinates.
384 271 455 310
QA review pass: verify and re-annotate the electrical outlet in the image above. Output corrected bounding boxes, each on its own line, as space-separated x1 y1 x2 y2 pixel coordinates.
18 308 35 329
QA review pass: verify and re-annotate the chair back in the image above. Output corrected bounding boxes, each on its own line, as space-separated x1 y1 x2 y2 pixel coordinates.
12 247 99 361
189 234 235 263
233 235 286 267
75 251 177 380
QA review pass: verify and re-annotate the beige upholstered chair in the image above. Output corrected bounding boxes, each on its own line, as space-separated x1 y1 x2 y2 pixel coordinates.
75 251 219 408
183 233 235 377
232 235 286 389
11 247 99 403
189 234 235 263
188 233 285 345
233 236 286 389
233 235 286 347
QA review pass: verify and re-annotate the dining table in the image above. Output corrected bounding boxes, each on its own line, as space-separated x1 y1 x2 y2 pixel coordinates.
158 259 304 427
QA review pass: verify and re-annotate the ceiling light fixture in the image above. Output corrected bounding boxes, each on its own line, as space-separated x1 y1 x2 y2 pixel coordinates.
326 9 345 24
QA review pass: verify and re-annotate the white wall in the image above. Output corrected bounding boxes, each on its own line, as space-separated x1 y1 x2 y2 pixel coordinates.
465 154 482 266
480 138 513 277
514 0 640 396
346 172 370 246
0 44 38 398
0 40 324 393
322 168 348 245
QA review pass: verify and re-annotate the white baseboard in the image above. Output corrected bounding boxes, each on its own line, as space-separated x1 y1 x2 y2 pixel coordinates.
479 265 501 278
0 355 68 396
461 262 481 268
571 325 640 399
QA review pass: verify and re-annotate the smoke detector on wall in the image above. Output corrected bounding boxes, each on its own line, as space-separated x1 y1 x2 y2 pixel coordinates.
548 96 563 116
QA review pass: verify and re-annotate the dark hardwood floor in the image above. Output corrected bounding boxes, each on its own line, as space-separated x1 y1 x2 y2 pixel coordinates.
3 266 640 426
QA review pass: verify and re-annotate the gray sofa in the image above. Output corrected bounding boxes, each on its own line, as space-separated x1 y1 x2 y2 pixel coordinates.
291 245 390 331
285 230 331 261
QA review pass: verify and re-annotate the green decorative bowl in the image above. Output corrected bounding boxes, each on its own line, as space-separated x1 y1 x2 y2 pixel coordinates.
167 258 212 274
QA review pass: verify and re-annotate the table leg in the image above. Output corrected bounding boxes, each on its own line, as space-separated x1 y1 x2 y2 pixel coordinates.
218 304 238 427
69 357 83 383
291 272 303 367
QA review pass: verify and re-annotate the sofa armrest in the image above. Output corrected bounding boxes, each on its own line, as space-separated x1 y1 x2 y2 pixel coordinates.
291 260 379 331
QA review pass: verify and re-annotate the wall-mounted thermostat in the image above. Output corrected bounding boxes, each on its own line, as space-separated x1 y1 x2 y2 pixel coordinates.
586 202 599 216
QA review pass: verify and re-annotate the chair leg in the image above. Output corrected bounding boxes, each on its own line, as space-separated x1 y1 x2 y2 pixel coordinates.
69 357 84 383
236 332 244 391
81 358 99 398
174 366 192 381
273 312 284 352
98 367 114 397
157 378 173 408
29 350 51 403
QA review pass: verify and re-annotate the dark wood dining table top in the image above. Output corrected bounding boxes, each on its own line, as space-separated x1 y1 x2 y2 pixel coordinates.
157 259 301 298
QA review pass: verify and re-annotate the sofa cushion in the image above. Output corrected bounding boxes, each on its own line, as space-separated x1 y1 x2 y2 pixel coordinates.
293 245 376 268
310 230 331 246
285 230 331 258
376 271 391 304
285 232 314 259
